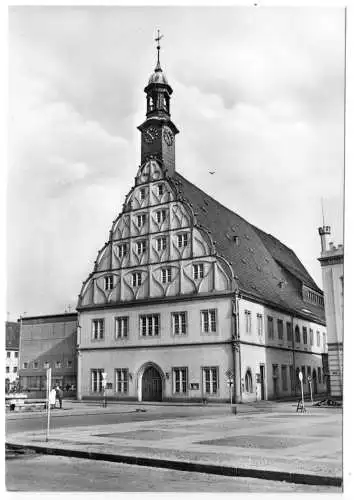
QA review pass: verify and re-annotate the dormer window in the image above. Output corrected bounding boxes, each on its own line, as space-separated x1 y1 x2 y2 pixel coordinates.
178 233 188 248
104 275 114 291
140 188 146 201
156 210 166 224
158 184 164 196
118 243 128 258
161 267 172 284
132 272 142 287
193 263 204 280
136 213 146 228
136 240 147 255
156 236 167 252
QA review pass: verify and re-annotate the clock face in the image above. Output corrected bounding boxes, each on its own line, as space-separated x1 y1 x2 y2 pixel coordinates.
163 128 174 146
143 126 159 144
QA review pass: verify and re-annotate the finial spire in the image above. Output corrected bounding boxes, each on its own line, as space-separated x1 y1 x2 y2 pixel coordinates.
154 29 163 71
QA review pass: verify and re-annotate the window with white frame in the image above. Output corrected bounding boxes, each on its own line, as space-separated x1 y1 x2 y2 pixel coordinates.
267 316 274 339
104 275 114 291
172 312 187 335
132 272 142 287
55 361 62 368
136 213 146 228
156 209 166 224
140 314 160 337
44 361 49 369
193 263 204 279
257 314 263 336
6 351 10 358
67 360 72 368
286 322 292 341
140 188 146 201
201 309 217 333
136 240 147 255
6 367 10 373
244 310 252 334
91 369 104 392
161 267 172 284
303 327 308 345
115 316 129 339
322 332 326 348
316 330 320 347
203 367 218 395
177 233 188 248
33 361 38 369
115 369 128 393
281 365 288 391
117 243 128 258
173 367 188 393
156 236 167 252
158 184 164 196
295 325 301 343
15 352 19 358
92 319 104 340
310 329 314 346
245 369 253 393
23 362 28 369
13 366 17 373
277 319 283 340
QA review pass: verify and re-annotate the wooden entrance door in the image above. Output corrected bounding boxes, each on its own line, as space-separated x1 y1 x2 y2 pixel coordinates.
142 366 162 401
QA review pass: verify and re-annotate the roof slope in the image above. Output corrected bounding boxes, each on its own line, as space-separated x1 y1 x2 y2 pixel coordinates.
173 172 325 323
6 321 20 349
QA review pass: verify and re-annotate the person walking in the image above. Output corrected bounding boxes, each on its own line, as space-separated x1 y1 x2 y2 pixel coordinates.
55 385 63 409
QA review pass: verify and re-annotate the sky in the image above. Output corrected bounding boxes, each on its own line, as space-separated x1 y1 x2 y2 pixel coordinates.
7 5 345 320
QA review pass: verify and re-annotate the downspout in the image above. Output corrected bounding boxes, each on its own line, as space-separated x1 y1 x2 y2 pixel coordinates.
291 315 296 397
232 291 242 404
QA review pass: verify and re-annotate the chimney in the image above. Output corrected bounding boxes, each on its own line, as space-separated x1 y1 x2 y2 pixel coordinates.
318 225 331 252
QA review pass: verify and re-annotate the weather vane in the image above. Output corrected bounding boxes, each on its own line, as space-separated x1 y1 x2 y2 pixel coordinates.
155 29 164 67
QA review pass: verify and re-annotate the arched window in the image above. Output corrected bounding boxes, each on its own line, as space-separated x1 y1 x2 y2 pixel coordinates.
295 325 300 343
245 369 253 393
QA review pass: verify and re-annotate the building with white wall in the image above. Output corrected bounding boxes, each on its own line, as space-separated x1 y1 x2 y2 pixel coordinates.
5 321 20 392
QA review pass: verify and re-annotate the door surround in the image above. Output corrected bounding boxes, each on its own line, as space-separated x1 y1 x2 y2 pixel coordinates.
137 362 165 402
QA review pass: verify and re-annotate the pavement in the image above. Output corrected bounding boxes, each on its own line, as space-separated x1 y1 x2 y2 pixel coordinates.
6 400 342 488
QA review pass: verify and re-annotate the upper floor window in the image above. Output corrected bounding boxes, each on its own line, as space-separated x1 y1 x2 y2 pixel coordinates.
173 367 188 393
23 362 28 369
156 210 167 224
6 366 9 373
91 369 104 392
244 310 252 334
316 330 320 347
92 319 104 340
295 325 300 343
158 184 164 196
309 329 314 346
115 368 129 393
140 188 146 201
6 351 11 358
303 327 308 345
177 233 188 248
156 236 167 252
33 362 38 369
44 361 49 369
136 240 147 255
161 267 172 284
277 319 284 340
203 367 218 395
286 322 292 342
104 275 114 291
115 316 129 339
67 360 73 368
56 361 62 369
136 213 147 228
257 313 263 337
15 352 19 358
118 243 128 258
172 312 187 335
13 366 17 373
322 332 326 348
267 316 274 339
201 309 217 333
193 263 204 280
132 272 142 287
140 314 160 337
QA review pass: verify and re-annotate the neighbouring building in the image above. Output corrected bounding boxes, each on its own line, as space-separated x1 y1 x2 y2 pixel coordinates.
18 313 78 396
318 225 343 397
76 42 327 403
5 321 20 392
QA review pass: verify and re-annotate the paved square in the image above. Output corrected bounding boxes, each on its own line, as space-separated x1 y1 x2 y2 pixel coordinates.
197 435 317 449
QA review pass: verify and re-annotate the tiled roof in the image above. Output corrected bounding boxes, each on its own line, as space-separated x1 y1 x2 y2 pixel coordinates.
173 172 325 323
5 322 20 350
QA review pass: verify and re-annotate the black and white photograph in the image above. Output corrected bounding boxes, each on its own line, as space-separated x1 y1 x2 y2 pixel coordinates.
5 1 348 494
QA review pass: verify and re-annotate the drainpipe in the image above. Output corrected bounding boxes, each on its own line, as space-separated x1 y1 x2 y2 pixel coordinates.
232 292 242 404
291 315 296 397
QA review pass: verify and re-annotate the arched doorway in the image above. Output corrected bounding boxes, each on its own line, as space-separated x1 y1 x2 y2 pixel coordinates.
142 366 162 402
312 369 318 395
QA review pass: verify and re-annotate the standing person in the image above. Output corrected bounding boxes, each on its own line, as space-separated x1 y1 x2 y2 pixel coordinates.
55 385 63 409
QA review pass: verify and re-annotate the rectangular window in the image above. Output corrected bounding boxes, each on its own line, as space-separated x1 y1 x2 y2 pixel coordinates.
7 351 11 358
277 319 284 340
281 365 288 391
13 366 17 373
193 263 204 279
203 367 218 395
257 314 263 337
140 188 146 201
91 369 104 392
201 309 217 333
267 316 274 339
156 236 167 252
286 322 292 342
118 243 128 258
161 267 172 284
303 327 308 345
136 213 146 228
33 362 38 369
44 361 49 369
316 331 320 347
289 365 295 391
322 332 326 348
173 367 188 393
15 352 19 358
136 240 147 255
115 316 129 339
23 362 28 369
244 310 252 334
158 184 164 196
318 367 322 384
92 319 104 340
272 364 278 378
67 360 73 368
309 329 314 346
115 369 128 393
177 233 188 248
172 312 187 335
140 314 160 337
132 272 142 287
56 361 62 368
6 366 10 373
156 210 167 224
104 275 114 291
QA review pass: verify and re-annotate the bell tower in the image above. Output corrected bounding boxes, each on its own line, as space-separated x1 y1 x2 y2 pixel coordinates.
137 31 179 177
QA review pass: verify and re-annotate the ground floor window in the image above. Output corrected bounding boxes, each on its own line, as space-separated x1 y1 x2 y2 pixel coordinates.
173 367 188 394
317 367 322 384
203 367 218 395
91 369 104 392
115 369 128 393
281 365 288 391
245 369 253 393
289 365 295 391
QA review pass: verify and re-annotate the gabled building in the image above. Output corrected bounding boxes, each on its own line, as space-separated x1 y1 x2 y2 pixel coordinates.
5 321 20 392
76 42 327 402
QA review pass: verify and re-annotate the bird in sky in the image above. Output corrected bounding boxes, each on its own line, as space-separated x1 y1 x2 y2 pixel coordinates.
209 171 215 175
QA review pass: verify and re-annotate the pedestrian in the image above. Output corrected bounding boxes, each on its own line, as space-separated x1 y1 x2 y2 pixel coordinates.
55 385 63 409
